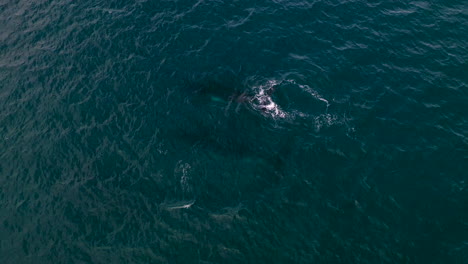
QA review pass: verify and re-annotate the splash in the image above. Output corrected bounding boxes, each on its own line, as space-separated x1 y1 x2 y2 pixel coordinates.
249 78 329 120
250 79 287 119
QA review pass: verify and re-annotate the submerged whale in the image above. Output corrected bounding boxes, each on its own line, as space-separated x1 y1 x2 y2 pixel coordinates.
186 76 282 117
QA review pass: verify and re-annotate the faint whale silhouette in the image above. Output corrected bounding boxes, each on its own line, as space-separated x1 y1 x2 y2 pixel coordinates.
185 74 279 117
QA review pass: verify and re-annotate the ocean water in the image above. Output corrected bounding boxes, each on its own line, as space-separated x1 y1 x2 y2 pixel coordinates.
1 0 467 263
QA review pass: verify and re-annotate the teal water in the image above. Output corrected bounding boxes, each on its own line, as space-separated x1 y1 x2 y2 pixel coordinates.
1 0 467 263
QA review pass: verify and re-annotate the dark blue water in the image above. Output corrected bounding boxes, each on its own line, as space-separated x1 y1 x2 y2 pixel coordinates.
1 0 467 263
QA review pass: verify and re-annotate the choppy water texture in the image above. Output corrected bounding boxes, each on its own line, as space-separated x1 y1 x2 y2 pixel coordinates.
1 0 468 263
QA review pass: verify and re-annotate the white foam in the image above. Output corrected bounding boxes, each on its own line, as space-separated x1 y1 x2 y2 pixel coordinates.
249 79 334 127
175 161 191 193
251 79 287 119
286 79 330 108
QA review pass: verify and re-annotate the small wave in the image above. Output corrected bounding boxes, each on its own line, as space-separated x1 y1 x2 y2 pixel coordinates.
161 200 196 210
